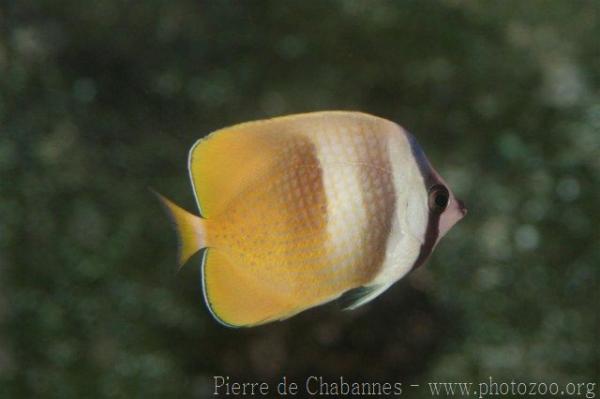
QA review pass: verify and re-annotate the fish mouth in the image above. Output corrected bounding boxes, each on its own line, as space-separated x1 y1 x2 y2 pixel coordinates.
457 199 468 216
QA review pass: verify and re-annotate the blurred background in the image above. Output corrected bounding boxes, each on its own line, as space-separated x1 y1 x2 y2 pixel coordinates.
1 1 598 397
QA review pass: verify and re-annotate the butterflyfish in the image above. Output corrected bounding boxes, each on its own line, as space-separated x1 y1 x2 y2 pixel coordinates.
156 111 466 327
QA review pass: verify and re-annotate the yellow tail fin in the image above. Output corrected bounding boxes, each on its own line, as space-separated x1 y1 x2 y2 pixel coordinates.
153 191 206 268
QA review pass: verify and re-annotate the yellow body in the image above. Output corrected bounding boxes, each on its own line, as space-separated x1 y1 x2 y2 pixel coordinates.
160 112 411 327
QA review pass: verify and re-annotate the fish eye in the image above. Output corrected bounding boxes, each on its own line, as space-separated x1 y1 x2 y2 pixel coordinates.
428 184 449 213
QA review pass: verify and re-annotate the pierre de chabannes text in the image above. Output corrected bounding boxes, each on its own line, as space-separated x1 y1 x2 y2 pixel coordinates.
212 375 597 398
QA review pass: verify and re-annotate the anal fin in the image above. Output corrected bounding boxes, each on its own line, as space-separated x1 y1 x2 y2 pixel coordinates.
202 249 299 327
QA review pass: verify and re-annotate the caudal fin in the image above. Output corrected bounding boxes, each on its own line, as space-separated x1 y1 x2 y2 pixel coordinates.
153 191 207 269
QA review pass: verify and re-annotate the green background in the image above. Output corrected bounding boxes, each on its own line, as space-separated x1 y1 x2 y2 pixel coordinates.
1 1 598 397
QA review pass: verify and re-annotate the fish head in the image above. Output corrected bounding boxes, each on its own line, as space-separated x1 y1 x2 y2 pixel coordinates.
426 170 467 243
404 131 467 262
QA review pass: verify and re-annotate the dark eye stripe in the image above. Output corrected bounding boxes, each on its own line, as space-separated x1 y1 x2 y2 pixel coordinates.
410 209 440 272
411 185 448 271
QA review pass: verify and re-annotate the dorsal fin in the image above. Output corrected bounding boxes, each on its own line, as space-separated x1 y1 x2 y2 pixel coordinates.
188 128 283 217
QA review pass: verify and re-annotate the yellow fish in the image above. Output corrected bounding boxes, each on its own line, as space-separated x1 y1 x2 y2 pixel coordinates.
157 111 466 327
